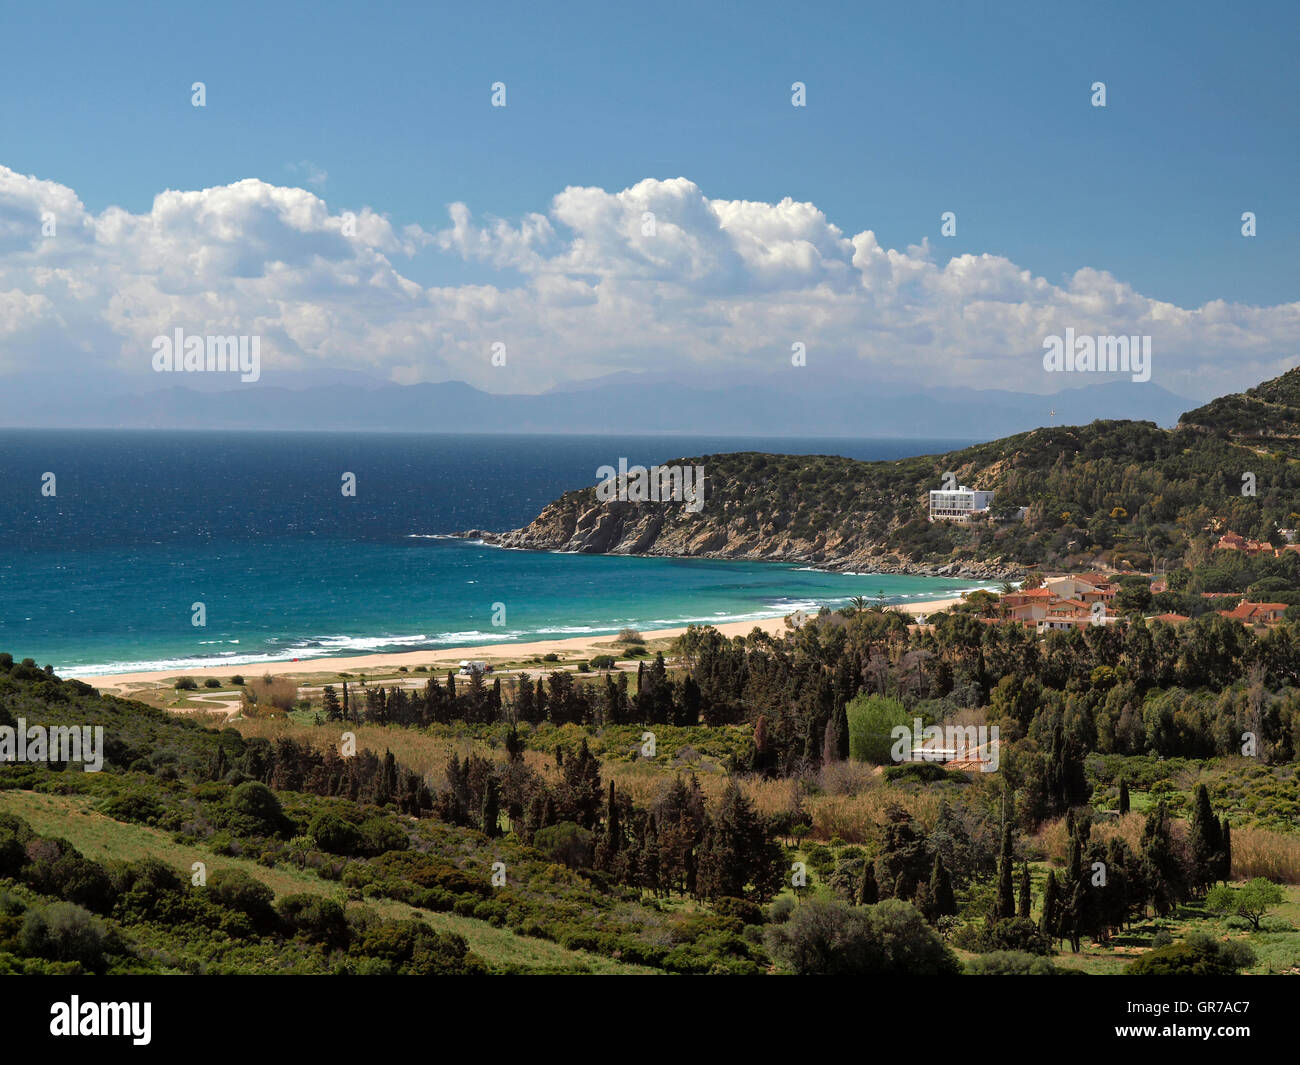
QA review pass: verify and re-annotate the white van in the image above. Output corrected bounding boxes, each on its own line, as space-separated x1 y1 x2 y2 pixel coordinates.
458 660 490 676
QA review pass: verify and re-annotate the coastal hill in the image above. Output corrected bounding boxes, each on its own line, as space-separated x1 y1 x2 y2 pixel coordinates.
468 370 1300 577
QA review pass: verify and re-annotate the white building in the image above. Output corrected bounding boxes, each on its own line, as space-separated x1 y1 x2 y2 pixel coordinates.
928 486 994 522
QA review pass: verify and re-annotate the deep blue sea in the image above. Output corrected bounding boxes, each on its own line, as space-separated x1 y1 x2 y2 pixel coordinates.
0 430 991 675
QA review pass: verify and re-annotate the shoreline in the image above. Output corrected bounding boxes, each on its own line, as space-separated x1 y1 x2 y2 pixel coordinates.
73 596 964 694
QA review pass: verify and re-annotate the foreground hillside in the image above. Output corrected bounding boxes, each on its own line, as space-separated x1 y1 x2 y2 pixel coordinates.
5 580 1300 976
473 370 1300 576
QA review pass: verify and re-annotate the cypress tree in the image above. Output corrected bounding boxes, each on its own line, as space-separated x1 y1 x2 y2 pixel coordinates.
995 822 1015 919
1118 778 1130 816
1066 834 1082 887
1220 817 1232 884
858 861 878 906
821 715 841 767
605 781 620 855
1189 783 1220 895
930 854 956 917
480 777 500 838
640 816 660 895
834 698 850 761
1018 862 1031 919
1040 870 1059 938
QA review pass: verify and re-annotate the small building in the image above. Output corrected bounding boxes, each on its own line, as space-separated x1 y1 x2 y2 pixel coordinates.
1217 602 1289 626
928 485 994 523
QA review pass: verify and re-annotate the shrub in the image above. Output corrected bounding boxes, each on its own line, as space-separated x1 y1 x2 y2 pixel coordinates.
174 677 198 691
101 790 164 825
713 896 765 926
207 867 275 927
590 655 616 670
204 678 221 688
227 781 287 836
966 950 1061 975
764 899 960 975
20 902 112 972
358 817 408 857
1127 931 1256 975
276 894 348 947
534 822 594 870
309 811 361 856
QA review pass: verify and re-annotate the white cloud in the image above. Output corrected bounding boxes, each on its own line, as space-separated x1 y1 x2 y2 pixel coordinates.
0 164 1296 398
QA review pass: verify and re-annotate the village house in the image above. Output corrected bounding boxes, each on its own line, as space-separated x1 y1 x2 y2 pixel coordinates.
1215 530 1278 556
1217 601 1290 626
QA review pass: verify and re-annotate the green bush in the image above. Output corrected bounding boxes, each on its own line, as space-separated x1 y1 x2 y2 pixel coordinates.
534 822 594 870
309 811 360 855
765 899 960 975
846 694 912 764
20 902 112 972
966 950 1061 975
207 867 275 927
1127 932 1256 974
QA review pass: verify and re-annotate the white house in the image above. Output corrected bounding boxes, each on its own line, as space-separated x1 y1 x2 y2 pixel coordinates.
928 486 994 522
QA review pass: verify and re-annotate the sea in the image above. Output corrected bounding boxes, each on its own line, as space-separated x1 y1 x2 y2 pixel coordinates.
0 430 994 676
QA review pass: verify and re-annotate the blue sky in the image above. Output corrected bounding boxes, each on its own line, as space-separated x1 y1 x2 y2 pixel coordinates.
0 0 1297 401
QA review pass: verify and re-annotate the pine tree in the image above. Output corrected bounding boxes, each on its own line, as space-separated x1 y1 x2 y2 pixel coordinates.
930 854 956 917
322 685 341 720
1119 778 1130 816
341 680 350 722
1018 862 1031 918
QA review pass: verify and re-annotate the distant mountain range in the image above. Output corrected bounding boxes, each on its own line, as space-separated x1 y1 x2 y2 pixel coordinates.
3 369 1194 438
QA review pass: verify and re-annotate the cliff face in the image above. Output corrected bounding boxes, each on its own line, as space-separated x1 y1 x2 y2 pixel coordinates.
462 370 1300 578
464 465 1023 581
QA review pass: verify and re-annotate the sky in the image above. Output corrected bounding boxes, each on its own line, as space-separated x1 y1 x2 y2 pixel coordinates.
0 0 1297 403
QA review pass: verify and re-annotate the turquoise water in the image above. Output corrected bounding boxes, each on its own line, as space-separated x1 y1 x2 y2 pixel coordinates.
0 430 989 674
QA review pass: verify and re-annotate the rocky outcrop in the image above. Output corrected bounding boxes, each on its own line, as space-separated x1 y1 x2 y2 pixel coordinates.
459 486 1024 580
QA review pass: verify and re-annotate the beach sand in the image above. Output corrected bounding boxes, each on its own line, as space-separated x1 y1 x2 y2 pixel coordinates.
75 596 963 696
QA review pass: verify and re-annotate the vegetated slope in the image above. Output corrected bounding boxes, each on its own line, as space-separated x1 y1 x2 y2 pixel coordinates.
1179 366 1300 456
474 371 1300 575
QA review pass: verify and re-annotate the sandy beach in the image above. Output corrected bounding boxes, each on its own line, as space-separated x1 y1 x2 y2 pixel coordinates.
75 596 963 696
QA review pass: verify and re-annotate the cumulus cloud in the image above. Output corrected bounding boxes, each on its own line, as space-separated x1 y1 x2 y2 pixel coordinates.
0 164 1296 398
